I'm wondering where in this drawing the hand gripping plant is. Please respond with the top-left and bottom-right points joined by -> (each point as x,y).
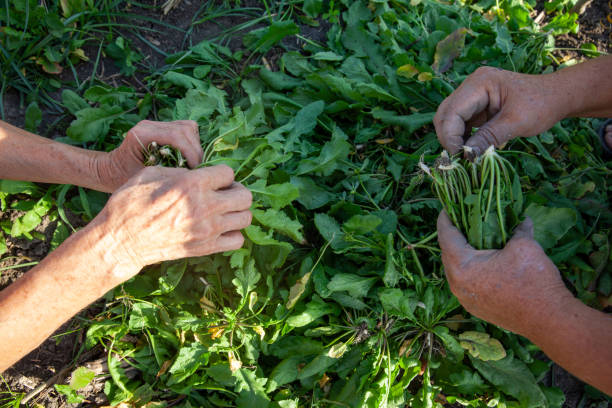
421,146 -> 524,249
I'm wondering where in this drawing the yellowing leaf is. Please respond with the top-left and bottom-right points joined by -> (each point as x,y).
397,64 -> 419,79
432,28 -> 469,73
459,331 -> 506,361
208,327 -> 225,340
444,313 -> 465,331
327,343 -> 347,358
417,72 -> 433,82
253,326 -> 265,340
71,48 -> 89,62
375,138 -> 394,144
286,271 -> 312,309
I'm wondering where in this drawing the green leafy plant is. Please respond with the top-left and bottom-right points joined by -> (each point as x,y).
421,147 -> 523,249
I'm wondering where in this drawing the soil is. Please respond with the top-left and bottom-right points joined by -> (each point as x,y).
538,0 -> 612,60
0,1 -> 610,407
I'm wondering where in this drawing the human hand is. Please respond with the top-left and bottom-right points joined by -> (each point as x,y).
96,120 -> 204,192
89,165 -> 252,283
434,67 -> 567,157
436,211 -> 573,337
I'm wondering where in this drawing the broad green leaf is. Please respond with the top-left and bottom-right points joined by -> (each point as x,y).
168,343 -> 209,385
54,384 -> 84,404
285,101 -> 325,151
459,331 -> 506,361
269,336 -> 324,359
371,108 -> 435,133
62,89 -> 90,115
69,366 -> 95,390
524,204 -> 577,250
290,176 -> 335,210
173,89 -> 218,121
163,71 -> 207,90
245,20 -> 299,53
249,180 -> 299,210
259,68 -> 303,91
66,105 -> 124,143
314,213 -> 344,248
153,259 -> 187,295
297,352 -> 335,379
128,302 -> 158,330
267,356 -> 300,392
378,288 -> 416,320
0,180 -> 38,195
252,208 -> 305,244
471,354 -> 546,408
24,102 -> 42,132
286,296 -> 337,327
327,273 -> 376,298
303,0 -> 323,18
233,368 -> 270,408
296,127 -> 351,176
343,214 -> 382,235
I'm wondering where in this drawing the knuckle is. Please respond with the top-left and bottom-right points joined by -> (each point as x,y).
230,234 -> 245,250
241,187 -> 253,207
214,164 -> 235,182
242,210 -> 253,227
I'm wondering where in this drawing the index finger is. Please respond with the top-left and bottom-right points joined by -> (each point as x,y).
190,164 -> 235,191
433,80 -> 491,154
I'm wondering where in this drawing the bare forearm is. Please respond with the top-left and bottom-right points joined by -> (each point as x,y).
0,120 -> 110,191
552,55 -> 612,119
527,297 -> 612,395
0,222 -> 139,372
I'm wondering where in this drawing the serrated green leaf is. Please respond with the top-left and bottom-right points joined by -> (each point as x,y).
252,208 -> 304,244
66,105 -> 124,143
233,368 -> 270,408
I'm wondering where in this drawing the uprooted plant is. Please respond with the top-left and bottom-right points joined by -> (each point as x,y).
421,146 -> 524,249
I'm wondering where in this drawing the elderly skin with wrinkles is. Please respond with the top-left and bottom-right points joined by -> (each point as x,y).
434,56 -> 612,394
0,120 -> 253,372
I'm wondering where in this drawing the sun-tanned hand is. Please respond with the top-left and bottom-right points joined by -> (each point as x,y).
0,120 -> 252,372
434,55 -> 612,156
0,119 -> 204,193
434,55 -> 612,395
0,165 -> 252,372
97,120 -> 204,192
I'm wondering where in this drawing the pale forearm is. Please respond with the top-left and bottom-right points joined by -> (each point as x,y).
0,120 -> 111,191
0,222 -> 139,372
552,55 -> 612,119
527,297 -> 612,395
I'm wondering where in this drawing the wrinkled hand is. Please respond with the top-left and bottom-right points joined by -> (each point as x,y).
434,67 -> 566,156
437,211 -> 572,337
96,120 -> 204,192
90,165 -> 252,282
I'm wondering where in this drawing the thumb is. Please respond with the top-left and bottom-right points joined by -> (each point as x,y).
509,216 -> 535,241
464,113 -> 515,158
437,210 -> 474,263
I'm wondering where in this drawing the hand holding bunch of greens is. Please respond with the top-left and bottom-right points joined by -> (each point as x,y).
0,120 -> 252,372
433,56 -> 612,394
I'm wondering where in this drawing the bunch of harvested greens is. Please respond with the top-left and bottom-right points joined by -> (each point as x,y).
422,146 -> 524,249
